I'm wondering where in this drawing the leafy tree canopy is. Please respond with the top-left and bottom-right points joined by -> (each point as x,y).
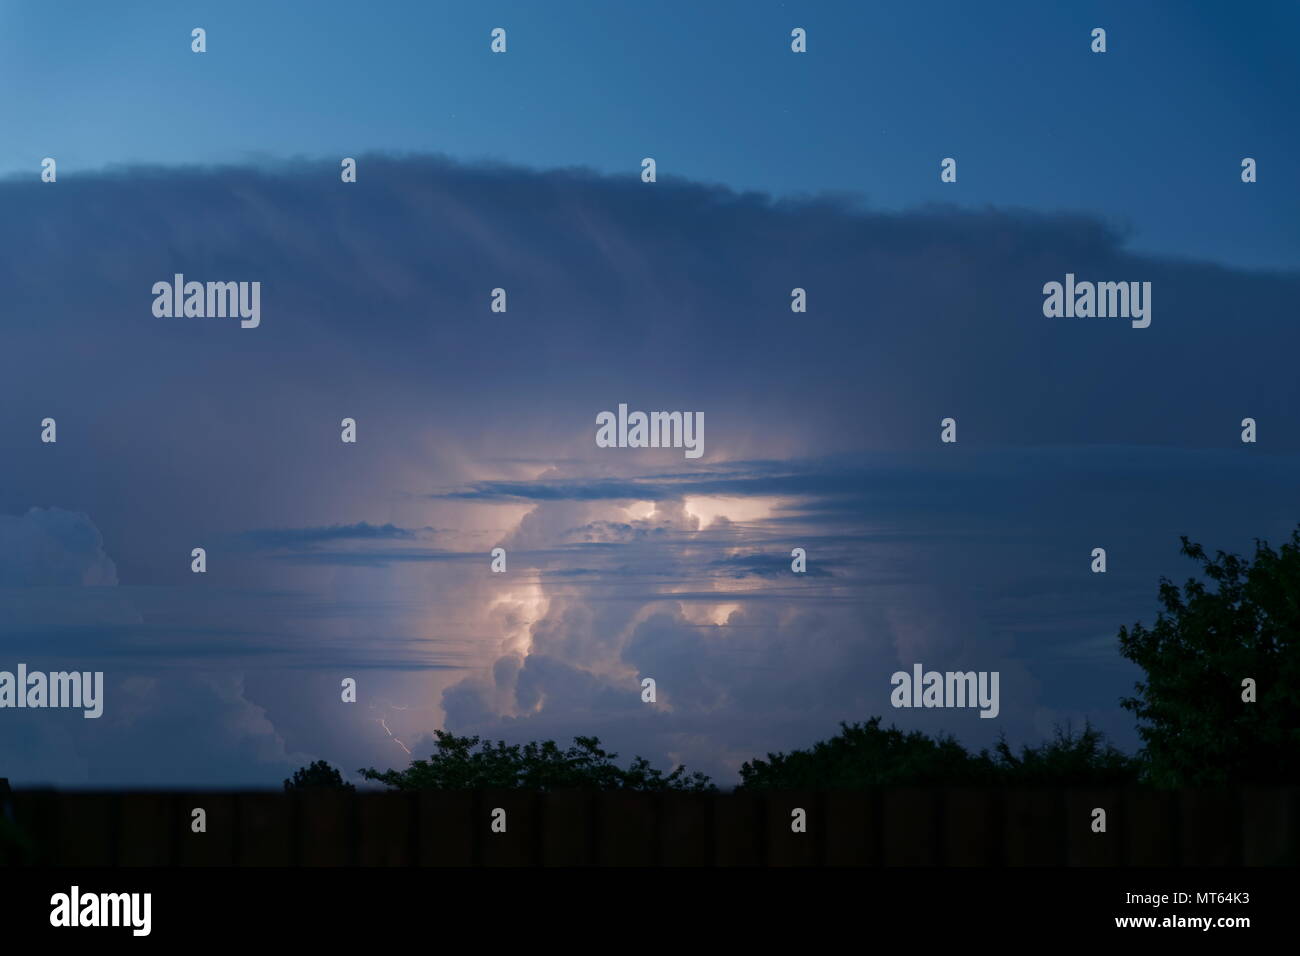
284,759 -> 356,792
1119,530 -> 1300,786
358,730 -> 715,792
737,717 -> 1138,789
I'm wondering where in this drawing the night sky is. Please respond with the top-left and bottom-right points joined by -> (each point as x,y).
1,1 -> 1297,786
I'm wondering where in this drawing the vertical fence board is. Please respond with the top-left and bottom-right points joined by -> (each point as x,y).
479,790 -> 539,867
883,789 -> 942,865
119,792 -> 176,866
714,792 -> 764,866
237,793 -> 294,866
765,791 -> 820,866
944,789 -> 1002,866
46,793 -> 116,867
417,791 -> 474,866
1242,787 -> 1299,866
1122,789 -> 1178,866
1003,790 -> 1065,865
178,793 -> 235,866
596,792 -> 658,866
541,791 -> 593,866
358,792 -> 414,866
1179,790 -> 1239,866
1065,788 -> 1121,866
11,791 -> 57,865
658,791 -> 711,866
824,790 -> 878,865
296,791 -> 354,866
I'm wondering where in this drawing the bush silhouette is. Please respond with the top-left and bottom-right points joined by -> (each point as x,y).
737,717 -> 1138,789
358,730 -> 715,792
284,759 -> 356,791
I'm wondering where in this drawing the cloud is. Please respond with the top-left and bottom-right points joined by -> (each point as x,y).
0,508 -> 118,587
241,521 -> 422,549
2,154 -> 1297,785
2,671 -> 314,788
707,552 -> 835,578
0,511 -> 321,786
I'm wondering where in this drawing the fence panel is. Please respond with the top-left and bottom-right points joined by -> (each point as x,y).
3,788 -> 1295,866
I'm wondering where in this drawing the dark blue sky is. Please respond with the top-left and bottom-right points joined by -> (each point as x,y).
2,1 -> 1295,268
0,3 -> 1297,787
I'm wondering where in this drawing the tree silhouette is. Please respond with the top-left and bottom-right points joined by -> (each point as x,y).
987,724 -> 1136,786
358,729 -> 715,792
1119,529 -> 1300,786
737,717 -> 1137,789
740,717 -> 993,789
284,759 -> 356,791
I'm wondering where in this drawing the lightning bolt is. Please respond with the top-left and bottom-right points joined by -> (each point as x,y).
372,716 -> 411,755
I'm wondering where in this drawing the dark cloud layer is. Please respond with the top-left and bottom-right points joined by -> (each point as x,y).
242,522 -> 421,549
1,155 -> 1297,785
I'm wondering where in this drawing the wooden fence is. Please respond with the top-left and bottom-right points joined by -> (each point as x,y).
3,787 -> 1298,866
